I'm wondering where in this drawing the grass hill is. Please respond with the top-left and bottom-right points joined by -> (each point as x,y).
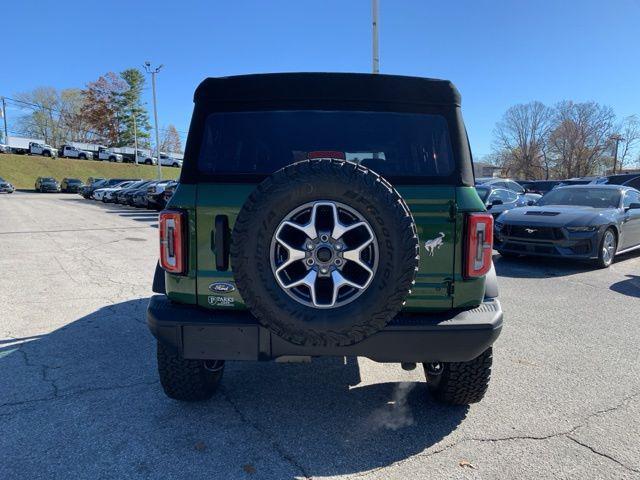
0,153 -> 180,189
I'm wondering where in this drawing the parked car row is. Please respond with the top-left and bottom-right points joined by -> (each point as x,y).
475,175 -> 640,268
1,140 -> 183,167
80,177 -> 177,210
34,177 -> 86,193
476,173 -> 640,215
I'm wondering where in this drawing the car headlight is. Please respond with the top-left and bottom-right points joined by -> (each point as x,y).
566,226 -> 598,232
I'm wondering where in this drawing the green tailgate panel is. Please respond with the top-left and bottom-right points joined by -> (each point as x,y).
196,184 -> 255,309
397,186 -> 456,311
194,183 -> 457,311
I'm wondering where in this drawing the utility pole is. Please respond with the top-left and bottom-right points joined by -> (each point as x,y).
132,106 -> 138,165
372,0 -> 380,73
144,62 -> 164,180
610,134 -> 624,174
1,97 -> 8,145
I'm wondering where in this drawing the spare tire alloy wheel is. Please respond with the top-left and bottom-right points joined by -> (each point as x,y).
270,200 -> 378,308
231,159 -> 420,347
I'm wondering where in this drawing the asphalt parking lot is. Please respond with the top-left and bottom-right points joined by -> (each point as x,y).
1,192 -> 639,480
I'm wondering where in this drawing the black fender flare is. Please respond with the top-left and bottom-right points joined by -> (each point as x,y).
152,262 -> 166,294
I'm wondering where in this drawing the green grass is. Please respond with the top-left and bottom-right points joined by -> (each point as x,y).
0,153 -> 180,189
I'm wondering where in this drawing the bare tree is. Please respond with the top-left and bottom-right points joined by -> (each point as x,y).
15,87 -> 62,145
492,101 -> 553,179
548,101 -> 615,178
159,124 -> 183,154
612,115 -> 640,172
14,87 -> 98,145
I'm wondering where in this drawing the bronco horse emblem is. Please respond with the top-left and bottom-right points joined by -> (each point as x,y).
424,232 -> 445,256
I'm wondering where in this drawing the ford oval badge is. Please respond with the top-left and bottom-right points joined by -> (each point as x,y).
209,282 -> 236,294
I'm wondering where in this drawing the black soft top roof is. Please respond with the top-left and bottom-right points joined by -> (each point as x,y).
194,73 -> 461,107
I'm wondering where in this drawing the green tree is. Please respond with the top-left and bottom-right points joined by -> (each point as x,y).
117,68 -> 151,148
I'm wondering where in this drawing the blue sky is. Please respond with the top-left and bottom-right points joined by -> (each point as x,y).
3,0 -> 639,157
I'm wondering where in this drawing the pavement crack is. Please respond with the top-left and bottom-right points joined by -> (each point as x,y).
404,391 -> 640,472
219,388 -> 311,479
566,435 -> 640,474
0,380 -> 158,413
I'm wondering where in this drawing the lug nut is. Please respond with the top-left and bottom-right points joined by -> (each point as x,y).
335,244 -> 342,250
320,234 -> 329,242
306,243 -> 314,250
334,259 -> 342,266
306,258 -> 314,266
320,267 -> 329,274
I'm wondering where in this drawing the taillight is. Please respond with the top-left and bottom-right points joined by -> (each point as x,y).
465,213 -> 493,278
159,210 -> 186,274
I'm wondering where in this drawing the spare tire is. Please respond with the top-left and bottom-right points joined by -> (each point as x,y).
231,159 -> 419,347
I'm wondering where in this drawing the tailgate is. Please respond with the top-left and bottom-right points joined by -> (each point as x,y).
195,183 -> 456,312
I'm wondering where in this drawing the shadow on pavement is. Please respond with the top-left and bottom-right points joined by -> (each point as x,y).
60,197 -> 159,228
610,274 -> 640,298
0,298 -> 467,478
493,253 -> 594,278
494,249 -> 640,279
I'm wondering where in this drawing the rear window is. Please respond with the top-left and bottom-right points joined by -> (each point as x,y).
197,110 -> 454,178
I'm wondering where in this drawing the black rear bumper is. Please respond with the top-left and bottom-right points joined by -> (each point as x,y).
146,295 -> 503,363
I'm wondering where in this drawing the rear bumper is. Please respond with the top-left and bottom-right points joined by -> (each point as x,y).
146,295 -> 503,363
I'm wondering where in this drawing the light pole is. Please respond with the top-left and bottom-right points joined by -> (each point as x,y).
1,97 -> 8,145
144,62 -> 163,180
133,107 -> 138,165
372,0 -> 379,73
610,134 -> 624,174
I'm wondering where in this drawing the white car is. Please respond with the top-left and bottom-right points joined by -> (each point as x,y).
0,144 -> 11,153
60,145 -> 92,160
97,147 -> 123,162
29,142 -> 58,157
159,154 -> 183,168
93,181 -> 136,202
134,150 -> 157,165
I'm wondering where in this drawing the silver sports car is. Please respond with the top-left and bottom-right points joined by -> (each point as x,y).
494,185 -> 640,268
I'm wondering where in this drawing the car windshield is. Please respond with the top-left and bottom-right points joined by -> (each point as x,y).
537,188 -> 621,209
43,178 -> 56,182
198,110 -> 454,178
475,186 -> 490,202
68,179 -> 81,183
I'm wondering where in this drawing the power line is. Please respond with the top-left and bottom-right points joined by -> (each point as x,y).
2,95 -> 189,137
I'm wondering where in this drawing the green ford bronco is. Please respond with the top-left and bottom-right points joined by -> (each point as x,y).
147,73 -> 502,405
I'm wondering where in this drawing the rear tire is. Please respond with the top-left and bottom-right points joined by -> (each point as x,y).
594,228 -> 617,268
157,341 -> 224,401
424,347 -> 493,405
